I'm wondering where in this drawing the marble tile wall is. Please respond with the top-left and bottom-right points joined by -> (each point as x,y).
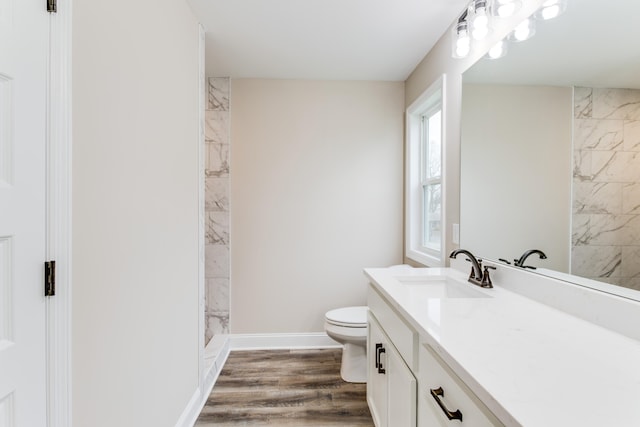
572,87 -> 640,289
205,77 -> 230,342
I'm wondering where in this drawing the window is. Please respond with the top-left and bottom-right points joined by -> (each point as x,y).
406,77 -> 445,266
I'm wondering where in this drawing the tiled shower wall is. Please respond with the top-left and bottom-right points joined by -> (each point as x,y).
205,77 -> 230,342
572,87 -> 640,290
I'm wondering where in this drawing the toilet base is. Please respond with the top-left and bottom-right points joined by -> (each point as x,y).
340,342 -> 367,383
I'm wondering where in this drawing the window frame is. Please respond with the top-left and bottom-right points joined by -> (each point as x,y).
405,76 -> 446,266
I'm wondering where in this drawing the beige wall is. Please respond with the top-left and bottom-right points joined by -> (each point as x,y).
72,1 -> 200,426
230,79 -> 404,333
404,0 -> 546,265
461,84 -> 572,271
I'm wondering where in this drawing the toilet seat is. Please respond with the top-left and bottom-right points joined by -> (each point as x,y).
325,306 -> 368,328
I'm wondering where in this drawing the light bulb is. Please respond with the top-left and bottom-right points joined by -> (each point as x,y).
452,20 -> 471,58
488,40 -> 507,59
472,13 -> 489,39
497,3 -> 516,17
511,18 -> 535,42
538,0 -> 566,20
471,0 -> 491,40
541,5 -> 560,19
494,0 -> 521,18
456,34 -> 471,58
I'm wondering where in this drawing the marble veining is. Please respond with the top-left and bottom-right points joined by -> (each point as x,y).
206,143 -> 230,177
574,118 -> 623,151
206,212 -> 229,245
205,177 -> 229,212
206,278 -> 229,312
572,182 -> 621,214
572,87 -> 640,287
205,110 -> 229,144
574,86 -> 592,118
623,183 -> 640,214
624,120 -> 640,151
572,150 -> 592,181
208,77 -> 230,111
205,77 -> 231,342
592,88 -> 640,120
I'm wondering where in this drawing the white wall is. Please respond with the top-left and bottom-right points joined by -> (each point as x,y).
230,79 -> 404,333
461,84 -> 572,271
72,1 -> 200,426
404,0 -> 546,265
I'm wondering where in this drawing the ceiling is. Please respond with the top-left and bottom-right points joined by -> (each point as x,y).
187,0 -> 470,81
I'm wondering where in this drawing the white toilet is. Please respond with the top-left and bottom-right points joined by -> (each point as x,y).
324,306 -> 368,383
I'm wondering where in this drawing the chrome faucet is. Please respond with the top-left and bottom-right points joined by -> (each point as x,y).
514,249 -> 547,269
449,249 -> 495,288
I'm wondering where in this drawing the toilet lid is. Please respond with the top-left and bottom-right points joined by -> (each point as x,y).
325,306 -> 368,327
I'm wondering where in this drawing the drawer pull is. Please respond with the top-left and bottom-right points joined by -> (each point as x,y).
375,344 -> 386,374
430,387 -> 463,422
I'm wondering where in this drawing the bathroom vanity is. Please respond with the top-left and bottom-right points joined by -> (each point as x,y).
364,264 -> 640,427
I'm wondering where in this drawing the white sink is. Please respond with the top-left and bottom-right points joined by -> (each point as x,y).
394,275 -> 491,299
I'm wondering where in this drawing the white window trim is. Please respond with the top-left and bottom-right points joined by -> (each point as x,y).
405,75 -> 447,267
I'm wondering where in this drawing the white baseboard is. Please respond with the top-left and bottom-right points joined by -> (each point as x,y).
174,387 -> 203,427
177,332 -> 341,427
229,332 -> 340,351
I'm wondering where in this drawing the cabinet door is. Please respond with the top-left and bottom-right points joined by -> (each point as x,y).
368,315 -> 388,427
387,342 -> 417,427
418,345 -> 503,427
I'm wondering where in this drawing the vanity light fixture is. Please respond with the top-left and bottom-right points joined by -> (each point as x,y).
538,0 -> 567,20
452,12 -> 471,58
451,0 -> 567,60
510,17 -> 536,42
493,0 -> 521,18
470,0 -> 491,40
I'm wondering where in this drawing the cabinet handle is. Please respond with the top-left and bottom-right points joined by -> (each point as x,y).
375,343 -> 383,368
374,344 -> 386,374
377,347 -> 386,374
430,387 -> 463,422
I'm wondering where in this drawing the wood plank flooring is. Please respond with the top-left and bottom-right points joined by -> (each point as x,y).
195,348 -> 374,426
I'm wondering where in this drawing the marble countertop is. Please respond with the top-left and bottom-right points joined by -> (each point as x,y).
364,267 -> 640,427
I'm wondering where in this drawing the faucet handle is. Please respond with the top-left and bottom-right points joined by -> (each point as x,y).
481,265 -> 496,288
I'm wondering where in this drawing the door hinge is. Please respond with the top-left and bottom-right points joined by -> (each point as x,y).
47,0 -> 56,13
44,260 -> 56,296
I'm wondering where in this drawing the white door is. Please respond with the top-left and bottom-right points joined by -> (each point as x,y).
0,0 -> 49,425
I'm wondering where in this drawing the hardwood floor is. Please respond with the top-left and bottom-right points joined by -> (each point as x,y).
195,348 -> 374,426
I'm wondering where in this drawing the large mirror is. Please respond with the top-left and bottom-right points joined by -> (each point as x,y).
460,0 -> 640,297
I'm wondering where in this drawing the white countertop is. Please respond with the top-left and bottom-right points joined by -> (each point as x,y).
364,267 -> 640,427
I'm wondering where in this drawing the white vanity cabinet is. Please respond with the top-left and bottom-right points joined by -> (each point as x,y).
418,345 -> 504,427
367,280 -> 502,427
367,285 -> 417,427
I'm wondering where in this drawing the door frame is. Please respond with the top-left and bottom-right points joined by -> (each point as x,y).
45,1 -> 72,425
